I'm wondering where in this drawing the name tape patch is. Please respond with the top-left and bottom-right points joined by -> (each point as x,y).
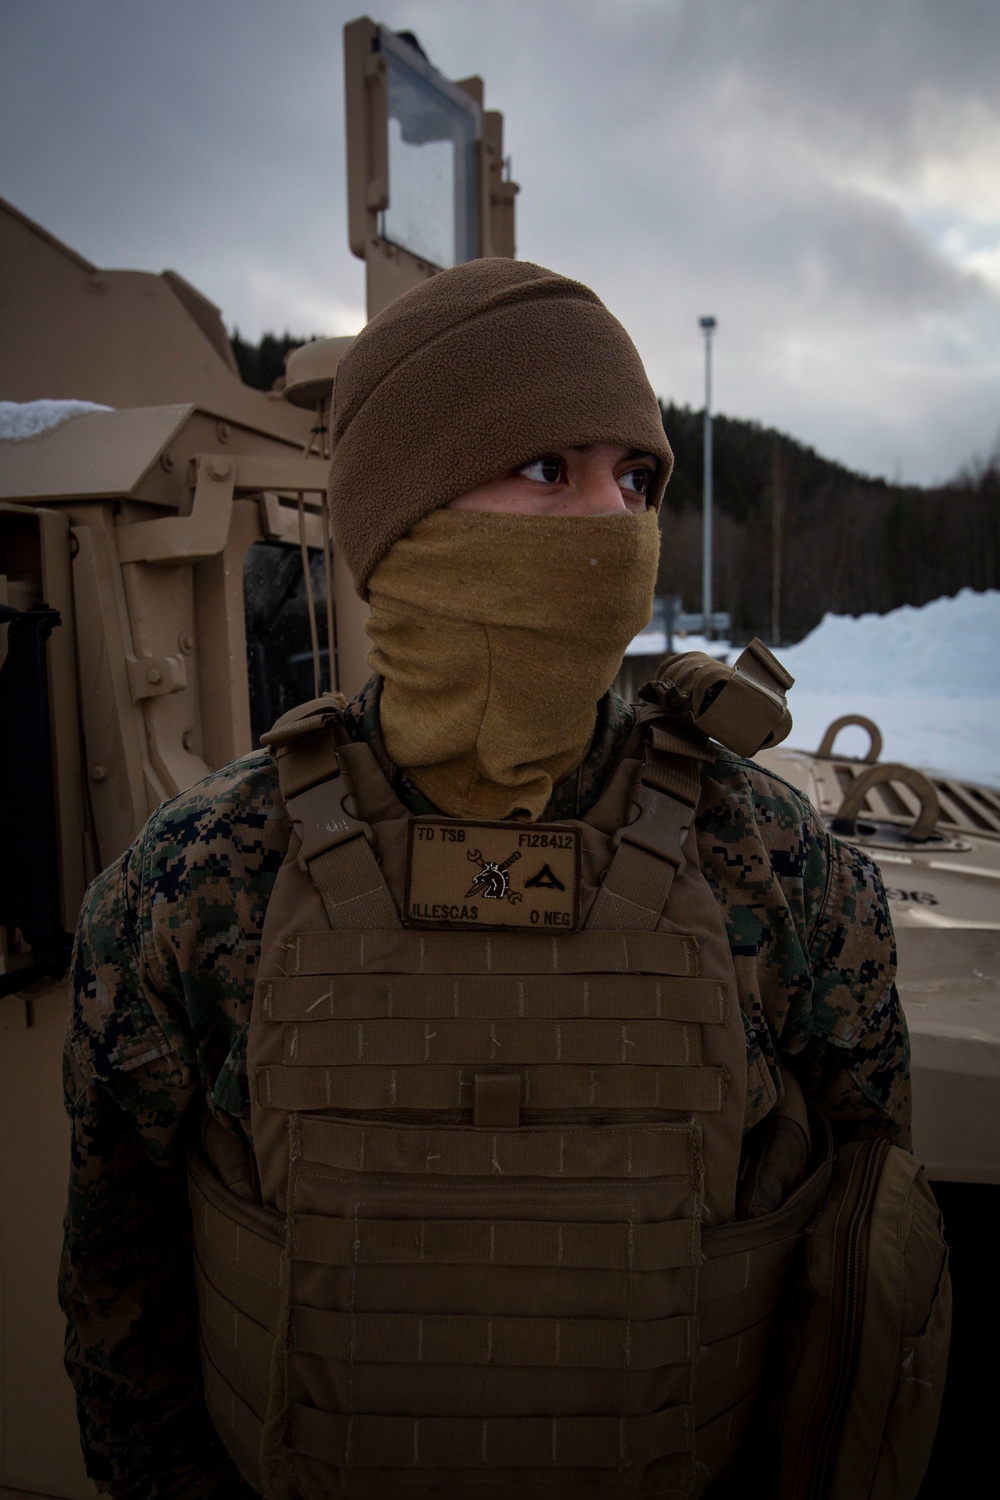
405,818 -> 580,931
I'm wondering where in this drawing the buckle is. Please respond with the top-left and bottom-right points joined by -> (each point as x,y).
612,781 -> 695,865
285,779 -> 372,869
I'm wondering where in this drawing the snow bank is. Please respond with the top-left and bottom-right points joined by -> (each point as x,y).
785,694 -> 998,788
777,590 -> 1000,698
0,399 -> 112,441
626,629 -> 730,660
776,591 -> 1000,787
626,591 -> 1000,786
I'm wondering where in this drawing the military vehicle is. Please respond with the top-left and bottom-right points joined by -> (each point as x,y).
0,212 -> 348,1500
0,13 -> 993,1500
0,19 -> 516,1496
758,718 -> 1000,1184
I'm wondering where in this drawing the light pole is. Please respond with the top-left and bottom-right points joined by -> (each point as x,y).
699,315 -> 716,639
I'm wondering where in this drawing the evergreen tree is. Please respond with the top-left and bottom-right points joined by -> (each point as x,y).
229,330 -> 317,392
658,401 -> 999,644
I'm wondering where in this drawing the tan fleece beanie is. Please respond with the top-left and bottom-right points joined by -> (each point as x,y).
368,508 -> 661,821
328,257 -> 673,596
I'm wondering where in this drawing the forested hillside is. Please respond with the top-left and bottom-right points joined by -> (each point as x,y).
229,331 -> 998,646
658,402 -> 999,644
230,330 -> 310,393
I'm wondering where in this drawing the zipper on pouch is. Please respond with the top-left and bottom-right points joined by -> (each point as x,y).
808,1139 -> 887,1498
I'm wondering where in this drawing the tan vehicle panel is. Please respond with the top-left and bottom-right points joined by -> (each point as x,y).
757,726 -> 1000,1186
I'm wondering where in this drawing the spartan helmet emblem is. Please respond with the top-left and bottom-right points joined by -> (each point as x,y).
465,847 -> 523,904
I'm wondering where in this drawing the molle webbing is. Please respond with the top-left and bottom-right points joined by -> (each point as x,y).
280,927 -> 699,977
192,1126 -> 830,1495
189,1146 -> 283,1498
263,969 -> 718,1018
289,1405 -> 692,1469
198,700 -> 805,1498
289,1212 -> 700,1271
256,938 -> 729,1119
254,928 -> 731,1196
258,1061 -> 724,1116
292,1113 -> 699,1178
282,1099 -> 702,1498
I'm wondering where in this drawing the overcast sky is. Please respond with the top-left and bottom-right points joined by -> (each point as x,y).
3,0 -> 998,485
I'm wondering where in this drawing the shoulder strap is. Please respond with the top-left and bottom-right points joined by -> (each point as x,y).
585,720 -> 709,932
592,638 -> 792,931
262,696 -> 401,931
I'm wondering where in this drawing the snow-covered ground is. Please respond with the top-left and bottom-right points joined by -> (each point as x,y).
762,590 -> 999,787
627,590 -> 999,787
627,628 -> 732,661
776,590 -> 999,787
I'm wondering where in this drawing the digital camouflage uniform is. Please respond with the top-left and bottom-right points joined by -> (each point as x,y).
61,681 -> 908,1500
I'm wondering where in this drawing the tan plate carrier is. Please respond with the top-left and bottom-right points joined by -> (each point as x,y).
189,699 -> 831,1499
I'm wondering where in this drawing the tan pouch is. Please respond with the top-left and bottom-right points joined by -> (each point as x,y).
772,1138 -> 951,1500
639,638 -> 794,757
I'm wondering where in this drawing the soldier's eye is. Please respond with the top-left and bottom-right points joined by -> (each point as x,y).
619,467 -> 653,496
518,456 -> 564,485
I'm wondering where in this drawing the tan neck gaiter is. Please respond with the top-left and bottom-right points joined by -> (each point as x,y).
366,509 -> 660,821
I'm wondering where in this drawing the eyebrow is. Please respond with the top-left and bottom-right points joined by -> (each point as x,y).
568,445 -> 656,461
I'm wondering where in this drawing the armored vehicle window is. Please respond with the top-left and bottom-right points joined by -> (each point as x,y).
380,30 -> 480,269
244,541 -> 332,748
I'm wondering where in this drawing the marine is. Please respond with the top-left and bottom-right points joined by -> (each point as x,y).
60,258 -> 938,1500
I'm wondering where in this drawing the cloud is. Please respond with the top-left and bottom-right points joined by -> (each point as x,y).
2,0 -> 998,482
235,268 -> 364,341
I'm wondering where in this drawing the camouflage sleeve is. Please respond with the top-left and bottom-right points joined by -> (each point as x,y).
697,753 -> 910,1146
59,841 -> 249,1499
788,828 -> 912,1147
